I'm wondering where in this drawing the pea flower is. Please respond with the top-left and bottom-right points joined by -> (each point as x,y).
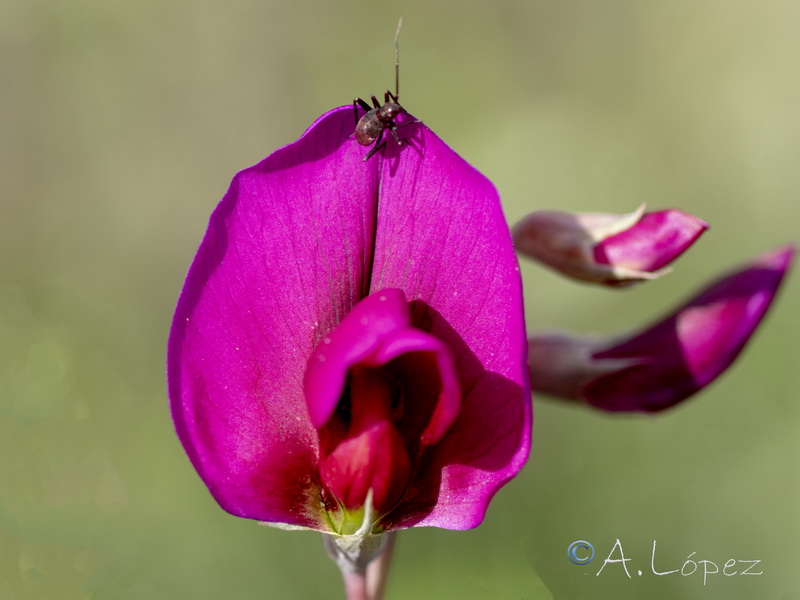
168,107 -> 531,598
527,245 -> 794,411
513,206 -> 708,286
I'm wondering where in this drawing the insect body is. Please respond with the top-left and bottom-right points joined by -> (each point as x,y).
353,91 -> 405,161
353,18 -> 415,162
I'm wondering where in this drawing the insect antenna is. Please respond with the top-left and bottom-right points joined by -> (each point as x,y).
394,17 -> 402,101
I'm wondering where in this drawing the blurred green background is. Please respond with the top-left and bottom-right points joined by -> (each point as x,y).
2,0 -> 798,598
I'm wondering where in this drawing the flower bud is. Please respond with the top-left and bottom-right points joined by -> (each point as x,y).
513,206 -> 708,287
529,246 -> 794,411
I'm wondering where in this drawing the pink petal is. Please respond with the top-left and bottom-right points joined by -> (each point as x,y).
371,121 -> 531,530
168,108 -> 380,528
594,209 -> 708,273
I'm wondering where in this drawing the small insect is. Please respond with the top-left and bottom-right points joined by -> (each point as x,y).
353,18 -> 416,161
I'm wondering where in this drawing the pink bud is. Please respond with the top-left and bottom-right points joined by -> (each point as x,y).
513,206 -> 708,286
529,246 -> 794,411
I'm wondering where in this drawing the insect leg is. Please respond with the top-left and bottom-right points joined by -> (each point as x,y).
353,97 -> 372,124
363,136 -> 387,161
394,119 -> 420,147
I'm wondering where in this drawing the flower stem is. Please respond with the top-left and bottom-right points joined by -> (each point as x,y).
342,569 -> 369,600
366,532 -> 396,600
330,531 -> 398,600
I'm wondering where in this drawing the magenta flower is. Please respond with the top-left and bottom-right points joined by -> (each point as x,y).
167,107 -> 530,592
513,205 -> 708,286
528,246 -> 794,411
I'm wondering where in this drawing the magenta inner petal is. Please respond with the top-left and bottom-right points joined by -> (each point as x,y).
305,289 -> 411,429
319,367 -> 412,512
307,289 -> 466,516
370,329 -> 461,445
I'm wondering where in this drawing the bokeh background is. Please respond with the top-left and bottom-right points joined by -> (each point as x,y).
2,0 -> 799,598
